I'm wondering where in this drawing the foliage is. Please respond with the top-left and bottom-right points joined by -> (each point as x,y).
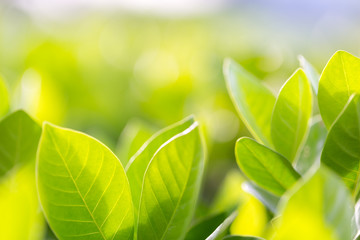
1,48 -> 360,240
225,50 -> 360,239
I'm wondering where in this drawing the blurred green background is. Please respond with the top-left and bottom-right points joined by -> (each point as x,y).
1,0 -> 360,207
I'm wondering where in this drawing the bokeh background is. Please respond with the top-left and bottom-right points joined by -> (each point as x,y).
1,0 -> 360,222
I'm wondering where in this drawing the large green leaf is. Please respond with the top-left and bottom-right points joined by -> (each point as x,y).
115,119 -> 155,167
126,116 -> 194,216
272,167 -> 354,240
0,110 -> 41,177
0,164 -> 45,240
321,94 -> 360,197
299,55 -> 320,94
37,123 -> 134,240
0,75 -> 9,117
224,59 -> 275,146
271,69 -> 312,162
318,50 -> 360,129
295,117 -> 327,175
137,122 -> 205,240
235,137 -> 300,196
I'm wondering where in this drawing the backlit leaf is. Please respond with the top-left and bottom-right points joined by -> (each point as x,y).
318,50 -> 360,129
126,116 -> 195,216
321,94 -> 360,197
137,122 -> 205,240
224,59 -> 275,146
0,110 -> 41,177
271,69 -> 312,162
235,137 -> 300,196
37,123 -> 134,240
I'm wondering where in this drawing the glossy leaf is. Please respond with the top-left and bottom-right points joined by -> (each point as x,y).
137,122 -> 205,240
318,50 -> 360,129
115,119 -> 154,167
295,117 -> 327,174
224,59 -> 275,146
272,167 -> 354,240
235,137 -> 300,196
299,55 -> 320,94
271,69 -> 312,162
37,123 -> 134,240
321,95 -> 360,197
0,75 -> 9,117
185,212 -> 228,240
0,110 -> 41,177
126,116 -> 195,216
0,165 -> 45,240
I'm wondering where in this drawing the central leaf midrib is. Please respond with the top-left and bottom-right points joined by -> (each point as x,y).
49,132 -> 107,240
159,147 -> 195,240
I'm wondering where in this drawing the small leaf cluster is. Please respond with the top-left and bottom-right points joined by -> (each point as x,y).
0,78 -> 209,239
224,50 -> 360,239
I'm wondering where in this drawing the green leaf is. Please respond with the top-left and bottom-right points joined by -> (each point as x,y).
318,50 -> 360,129
206,211 -> 238,240
321,94 -> 360,197
137,122 -> 205,240
224,59 -> 276,146
272,167 -> 354,240
115,119 -> 155,167
235,137 -> 300,196
0,75 -> 9,117
36,123 -> 134,240
223,235 -> 264,240
126,116 -> 195,216
185,212 -> 228,240
295,117 -> 327,175
299,55 -> 320,94
0,110 -> 41,177
0,164 -> 45,240
271,69 -> 312,162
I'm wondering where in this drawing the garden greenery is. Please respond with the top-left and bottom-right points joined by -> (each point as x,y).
1,50 -> 360,239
